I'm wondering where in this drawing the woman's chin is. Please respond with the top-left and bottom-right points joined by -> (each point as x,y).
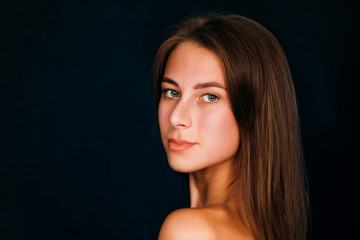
168,159 -> 206,173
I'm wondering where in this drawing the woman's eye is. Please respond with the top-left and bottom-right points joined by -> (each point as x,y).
164,89 -> 180,98
202,94 -> 219,102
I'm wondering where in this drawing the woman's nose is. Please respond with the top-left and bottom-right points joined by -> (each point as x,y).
169,99 -> 192,128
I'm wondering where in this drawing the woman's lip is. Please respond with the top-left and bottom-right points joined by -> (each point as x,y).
168,138 -> 196,151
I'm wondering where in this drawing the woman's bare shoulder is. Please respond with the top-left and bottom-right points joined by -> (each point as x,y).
158,208 -> 216,240
158,206 -> 253,240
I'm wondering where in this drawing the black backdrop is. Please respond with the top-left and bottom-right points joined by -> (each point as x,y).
0,0 -> 358,239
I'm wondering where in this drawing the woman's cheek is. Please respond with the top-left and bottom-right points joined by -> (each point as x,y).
158,101 -> 171,137
200,107 -> 239,151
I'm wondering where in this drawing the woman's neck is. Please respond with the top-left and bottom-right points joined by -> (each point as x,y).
189,158 -> 237,208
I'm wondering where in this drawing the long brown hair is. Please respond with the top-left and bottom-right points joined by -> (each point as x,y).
153,14 -> 309,240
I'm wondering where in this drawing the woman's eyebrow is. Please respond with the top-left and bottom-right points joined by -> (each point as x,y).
162,77 -> 178,87
162,77 -> 227,90
193,82 -> 227,90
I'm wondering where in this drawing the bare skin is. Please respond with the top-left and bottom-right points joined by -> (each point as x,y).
158,42 -> 253,239
158,158 -> 252,240
187,158 -> 252,239
189,155 -> 236,208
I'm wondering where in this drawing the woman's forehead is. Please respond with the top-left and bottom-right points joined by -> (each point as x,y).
163,42 -> 226,88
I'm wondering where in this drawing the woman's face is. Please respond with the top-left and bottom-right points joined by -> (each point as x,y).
158,41 -> 240,173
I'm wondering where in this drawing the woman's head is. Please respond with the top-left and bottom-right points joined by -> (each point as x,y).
154,14 -> 290,132
158,41 -> 240,173
154,14 -> 308,240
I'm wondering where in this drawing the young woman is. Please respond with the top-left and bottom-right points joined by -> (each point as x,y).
154,14 -> 309,240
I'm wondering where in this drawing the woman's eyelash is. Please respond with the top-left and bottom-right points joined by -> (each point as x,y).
161,89 -> 220,103
162,89 -> 180,98
201,93 -> 220,103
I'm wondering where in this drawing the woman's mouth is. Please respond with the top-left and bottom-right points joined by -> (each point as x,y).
168,138 -> 196,151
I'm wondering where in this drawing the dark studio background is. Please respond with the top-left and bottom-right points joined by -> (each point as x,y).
0,0 -> 358,239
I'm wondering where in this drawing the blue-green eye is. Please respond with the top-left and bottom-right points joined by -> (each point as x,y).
202,94 -> 219,102
163,89 -> 180,98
